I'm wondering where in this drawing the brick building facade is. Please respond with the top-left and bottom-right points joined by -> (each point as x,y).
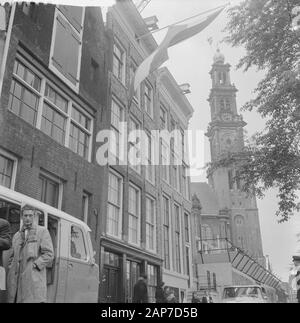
0,3 -> 107,265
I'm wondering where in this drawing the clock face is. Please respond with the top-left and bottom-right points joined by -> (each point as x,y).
222,113 -> 232,122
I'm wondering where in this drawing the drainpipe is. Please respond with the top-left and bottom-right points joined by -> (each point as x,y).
0,3 -> 16,98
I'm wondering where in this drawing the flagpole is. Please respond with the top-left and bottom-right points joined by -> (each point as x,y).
136,3 -> 230,41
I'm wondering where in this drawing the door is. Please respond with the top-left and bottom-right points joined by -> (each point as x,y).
103,266 -> 121,303
65,224 -> 99,303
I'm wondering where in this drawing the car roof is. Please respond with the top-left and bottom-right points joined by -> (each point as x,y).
0,186 -> 91,232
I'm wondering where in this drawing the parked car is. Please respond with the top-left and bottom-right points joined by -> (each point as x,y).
221,285 -> 268,303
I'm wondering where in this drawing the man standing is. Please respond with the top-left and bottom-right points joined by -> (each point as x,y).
0,218 -> 11,301
7,206 -> 54,303
293,255 -> 300,303
133,273 -> 148,303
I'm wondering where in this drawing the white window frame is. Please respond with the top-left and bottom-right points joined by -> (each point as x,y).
145,195 -> 156,253
39,170 -> 63,210
113,39 -> 126,85
49,7 -> 85,93
128,182 -> 141,247
0,148 -> 18,190
9,55 -> 94,162
107,169 -> 123,240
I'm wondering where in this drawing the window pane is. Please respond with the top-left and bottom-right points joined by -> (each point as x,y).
45,84 -> 68,113
39,176 -> 59,208
70,226 -> 87,260
41,103 -> 66,145
9,80 -> 39,126
69,124 -> 90,159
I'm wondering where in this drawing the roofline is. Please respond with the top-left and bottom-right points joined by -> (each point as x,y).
158,67 -> 194,119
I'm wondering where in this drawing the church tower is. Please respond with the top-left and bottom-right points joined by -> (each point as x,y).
206,49 -> 265,263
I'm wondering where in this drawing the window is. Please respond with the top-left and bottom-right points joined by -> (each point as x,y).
39,173 -> 62,209
145,133 -> 155,184
184,213 -> 189,243
70,225 -> 87,261
143,83 -> 153,117
82,192 -> 90,223
186,246 -> 190,282
160,105 -> 167,129
128,184 -> 141,245
147,264 -> 158,303
182,166 -> 187,198
228,170 -> 234,189
146,196 -> 156,252
172,157 -> 180,191
50,6 -> 84,90
0,152 -> 16,189
213,273 -> 217,291
207,271 -> 211,290
225,98 -> 231,110
161,140 -> 170,183
113,41 -> 125,83
110,98 -> 124,158
69,107 -> 92,160
9,57 -> 94,161
128,118 -> 141,174
163,196 -> 170,270
174,204 -> 181,273
130,61 -> 139,103
107,171 -> 123,238
8,60 -> 41,126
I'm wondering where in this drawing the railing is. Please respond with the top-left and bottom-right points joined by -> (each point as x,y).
197,238 -> 283,291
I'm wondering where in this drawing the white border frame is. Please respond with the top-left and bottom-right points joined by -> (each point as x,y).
49,7 -> 85,94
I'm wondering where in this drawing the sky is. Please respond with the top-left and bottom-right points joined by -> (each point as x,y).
140,0 -> 300,281
7,0 -> 299,282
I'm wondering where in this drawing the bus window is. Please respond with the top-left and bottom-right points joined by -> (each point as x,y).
0,199 -> 21,236
70,226 -> 87,261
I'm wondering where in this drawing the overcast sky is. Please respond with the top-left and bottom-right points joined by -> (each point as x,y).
13,0 -> 300,282
140,0 -> 300,282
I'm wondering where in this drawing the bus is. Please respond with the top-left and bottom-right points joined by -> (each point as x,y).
0,186 -> 99,303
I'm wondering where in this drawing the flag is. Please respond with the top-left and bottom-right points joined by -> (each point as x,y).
129,6 -> 225,102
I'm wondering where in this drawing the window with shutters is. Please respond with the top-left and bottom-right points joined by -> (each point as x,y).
50,6 -> 85,92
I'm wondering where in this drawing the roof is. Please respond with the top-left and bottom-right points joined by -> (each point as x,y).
190,182 -> 219,216
0,186 -> 91,232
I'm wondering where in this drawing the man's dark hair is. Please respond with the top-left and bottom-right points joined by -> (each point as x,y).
141,273 -> 148,280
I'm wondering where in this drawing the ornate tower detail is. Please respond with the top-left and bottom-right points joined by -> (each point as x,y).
206,49 -> 246,162
205,49 -> 264,263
